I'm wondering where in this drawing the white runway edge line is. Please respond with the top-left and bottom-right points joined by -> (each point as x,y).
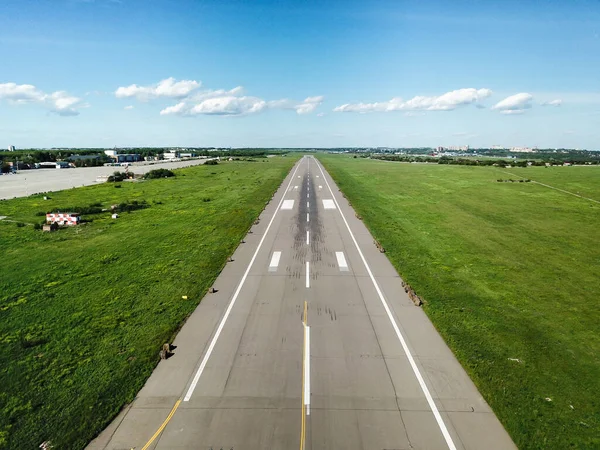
314,158 -> 458,450
183,159 -> 304,402
306,261 -> 310,288
269,251 -> 282,272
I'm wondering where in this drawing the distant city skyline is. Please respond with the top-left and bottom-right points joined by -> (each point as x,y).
1,0 -> 599,149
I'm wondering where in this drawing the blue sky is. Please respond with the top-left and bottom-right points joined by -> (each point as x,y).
1,0 -> 599,149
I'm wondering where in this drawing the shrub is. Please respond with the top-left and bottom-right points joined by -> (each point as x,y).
143,169 -> 175,179
205,159 -> 219,165
107,171 -> 127,182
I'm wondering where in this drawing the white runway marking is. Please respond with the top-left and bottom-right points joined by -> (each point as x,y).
281,199 -> 295,210
307,212 -> 310,222
298,176 -> 301,178
322,199 -> 336,210
335,252 -> 349,271
307,201 -> 309,208
314,160 -> 458,450
306,230 -> 310,245
294,186 -> 299,190
306,261 -> 310,288
269,251 -> 282,272
318,185 -> 322,190
304,325 -> 311,415
183,161 -> 302,402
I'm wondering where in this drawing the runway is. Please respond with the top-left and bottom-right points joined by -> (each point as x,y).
88,155 -> 515,450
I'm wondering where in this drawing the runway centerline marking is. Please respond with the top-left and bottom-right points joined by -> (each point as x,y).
314,160 -> 458,450
306,261 -> 310,288
307,212 -> 310,223
335,251 -> 349,271
304,324 -> 311,416
307,201 -> 309,208
269,251 -> 282,272
306,230 -> 310,245
300,301 -> 308,450
183,160 -> 302,402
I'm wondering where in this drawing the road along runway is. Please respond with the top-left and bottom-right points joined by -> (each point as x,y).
88,156 -> 515,450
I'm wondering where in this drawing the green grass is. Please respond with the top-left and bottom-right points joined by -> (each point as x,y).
498,165 -> 600,201
0,156 -> 298,449
317,155 -> 600,449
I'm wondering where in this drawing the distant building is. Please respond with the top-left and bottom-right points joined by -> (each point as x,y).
7,145 -> 15,151
163,150 -> 180,160
37,162 -> 71,169
509,147 -> 535,153
103,150 -> 142,163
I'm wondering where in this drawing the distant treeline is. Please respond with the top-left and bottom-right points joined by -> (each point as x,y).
371,155 -> 600,167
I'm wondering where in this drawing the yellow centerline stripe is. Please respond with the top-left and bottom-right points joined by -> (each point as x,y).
140,399 -> 181,450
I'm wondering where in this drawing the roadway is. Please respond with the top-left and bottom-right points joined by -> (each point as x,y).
88,155 -> 516,450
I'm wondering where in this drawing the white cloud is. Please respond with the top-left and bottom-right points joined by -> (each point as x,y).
158,83 -> 323,117
492,93 -> 533,114
541,99 -> 563,107
191,96 -> 267,115
333,88 -> 492,113
0,82 -> 83,116
115,77 -> 200,101
295,96 -> 324,114
123,78 -> 323,117
161,96 -> 267,116
317,112 -> 325,117
124,105 -> 134,110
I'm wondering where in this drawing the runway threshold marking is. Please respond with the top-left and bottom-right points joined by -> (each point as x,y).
183,160 -> 302,402
269,251 -> 282,272
281,199 -> 295,210
322,199 -> 336,209
140,400 -> 181,450
314,160 -> 458,450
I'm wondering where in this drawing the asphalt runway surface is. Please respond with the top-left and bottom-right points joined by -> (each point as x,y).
0,158 -> 215,200
88,156 -> 516,450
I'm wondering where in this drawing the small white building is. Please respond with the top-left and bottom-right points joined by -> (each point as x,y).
8,145 -> 15,151
163,150 -> 180,160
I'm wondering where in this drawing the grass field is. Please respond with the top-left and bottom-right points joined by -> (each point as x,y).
317,155 -> 600,449
0,156 -> 297,449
